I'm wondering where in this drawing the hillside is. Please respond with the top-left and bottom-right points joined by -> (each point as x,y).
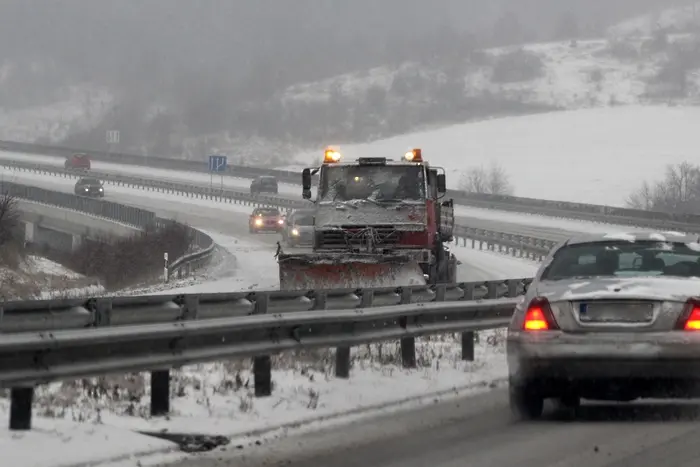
1,2 -> 699,167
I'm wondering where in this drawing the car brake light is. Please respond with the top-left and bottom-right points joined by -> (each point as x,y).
677,298 -> 700,330
523,297 -> 558,331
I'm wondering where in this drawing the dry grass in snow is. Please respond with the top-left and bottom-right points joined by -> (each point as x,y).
0,330 -> 507,436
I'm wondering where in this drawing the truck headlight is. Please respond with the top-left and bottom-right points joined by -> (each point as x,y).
291,228 -> 299,236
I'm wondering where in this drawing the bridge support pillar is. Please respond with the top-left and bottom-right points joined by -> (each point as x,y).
23,221 -> 35,244
71,234 -> 83,251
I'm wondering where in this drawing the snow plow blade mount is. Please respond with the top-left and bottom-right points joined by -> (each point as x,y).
278,253 -> 427,291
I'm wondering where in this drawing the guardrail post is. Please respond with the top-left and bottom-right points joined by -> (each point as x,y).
336,291 -> 372,378
9,387 -> 34,430
461,283 -> 476,361
399,288 -> 416,369
163,252 -> 169,283
150,370 -> 170,417
253,293 -> 272,397
508,280 -> 519,298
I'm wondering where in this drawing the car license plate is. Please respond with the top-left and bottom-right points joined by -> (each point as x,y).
578,302 -> 654,323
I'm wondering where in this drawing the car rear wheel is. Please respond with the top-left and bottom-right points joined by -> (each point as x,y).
509,383 -> 544,420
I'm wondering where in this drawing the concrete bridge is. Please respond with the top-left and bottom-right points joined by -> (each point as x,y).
18,200 -> 139,253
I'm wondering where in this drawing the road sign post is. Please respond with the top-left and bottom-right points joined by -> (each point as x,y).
106,130 -> 120,159
208,155 -> 227,192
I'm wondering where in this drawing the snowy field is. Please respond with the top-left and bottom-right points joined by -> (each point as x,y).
5,105 -> 700,217
610,2 -> 700,37
295,105 -> 700,207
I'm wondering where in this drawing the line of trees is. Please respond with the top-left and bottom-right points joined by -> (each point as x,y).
627,161 -> 700,214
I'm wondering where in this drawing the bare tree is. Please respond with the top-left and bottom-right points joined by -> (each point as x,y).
486,162 -> 513,195
460,166 -> 487,193
0,192 -> 23,268
0,193 -> 19,246
626,180 -> 655,210
627,162 -> 700,214
460,162 -> 513,195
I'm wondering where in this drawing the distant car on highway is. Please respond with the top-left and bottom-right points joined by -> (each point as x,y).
281,209 -> 314,247
507,231 -> 700,419
64,152 -> 91,170
74,177 -> 104,197
249,207 -> 284,233
250,176 -> 278,195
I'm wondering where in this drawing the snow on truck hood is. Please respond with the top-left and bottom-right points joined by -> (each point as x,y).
315,202 -> 426,230
536,276 -> 700,303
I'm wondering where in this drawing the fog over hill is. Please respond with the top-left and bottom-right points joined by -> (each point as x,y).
0,0 -> 695,163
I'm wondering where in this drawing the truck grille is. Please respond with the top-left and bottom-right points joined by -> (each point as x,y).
318,225 -> 400,249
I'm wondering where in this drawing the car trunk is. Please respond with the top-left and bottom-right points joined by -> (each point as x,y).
535,277 -> 697,332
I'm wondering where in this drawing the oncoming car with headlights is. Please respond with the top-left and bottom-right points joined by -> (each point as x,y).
74,177 -> 104,197
249,207 -> 284,233
507,231 -> 700,420
281,209 -> 314,247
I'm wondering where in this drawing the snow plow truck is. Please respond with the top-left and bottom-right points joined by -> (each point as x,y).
277,147 -> 457,291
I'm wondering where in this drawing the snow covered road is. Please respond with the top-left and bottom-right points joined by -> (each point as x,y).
0,167 -> 538,287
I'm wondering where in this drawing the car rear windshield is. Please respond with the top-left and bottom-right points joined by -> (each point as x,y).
541,240 -> 700,280
259,177 -> 277,185
256,208 -> 279,216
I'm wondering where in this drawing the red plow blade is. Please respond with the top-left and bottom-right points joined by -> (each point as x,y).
278,253 -> 427,291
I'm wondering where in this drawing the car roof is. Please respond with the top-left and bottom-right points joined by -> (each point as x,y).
563,231 -> 700,246
78,177 -> 100,182
254,207 -> 279,212
257,175 -> 277,180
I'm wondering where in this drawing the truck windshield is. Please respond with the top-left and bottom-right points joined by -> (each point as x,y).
318,165 -> 425,202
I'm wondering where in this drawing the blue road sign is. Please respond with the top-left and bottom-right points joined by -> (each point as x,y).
208,155 -> 227,172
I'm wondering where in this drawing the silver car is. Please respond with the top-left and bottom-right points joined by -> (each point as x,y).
507,231 -> 700,419
281,209 -> 315,247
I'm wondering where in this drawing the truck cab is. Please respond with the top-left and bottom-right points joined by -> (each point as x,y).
299,148 -> 456,283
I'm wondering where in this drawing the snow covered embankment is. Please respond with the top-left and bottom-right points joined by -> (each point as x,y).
1,255 -> 103,300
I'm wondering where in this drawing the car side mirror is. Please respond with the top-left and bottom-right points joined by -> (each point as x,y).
437,174 -> 446,193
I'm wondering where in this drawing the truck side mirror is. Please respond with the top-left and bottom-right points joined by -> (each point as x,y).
302,169 -> 312,199
437,174 -> 446,193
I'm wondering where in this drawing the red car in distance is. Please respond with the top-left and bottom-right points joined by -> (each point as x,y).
64,153 -> 91,170
249,207 -> 285,233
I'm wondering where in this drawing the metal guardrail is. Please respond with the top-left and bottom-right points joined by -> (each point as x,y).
0,180 -> 215,283
0,159 -> 559,260
0,139 -> 696,230
0,278 -> 527,430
